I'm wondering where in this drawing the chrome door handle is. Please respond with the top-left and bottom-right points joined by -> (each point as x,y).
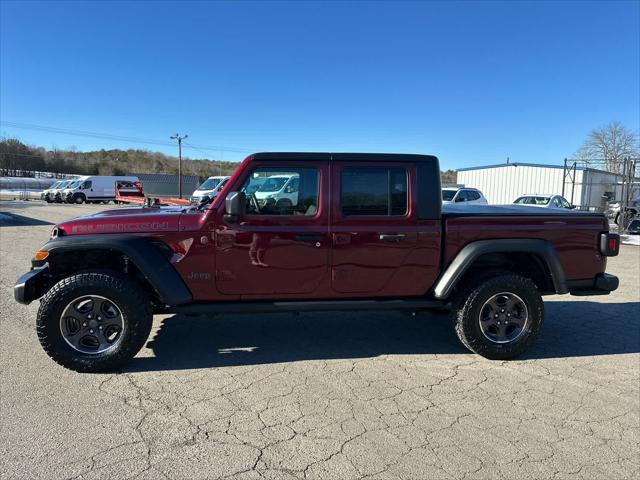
379,233 -> 406,242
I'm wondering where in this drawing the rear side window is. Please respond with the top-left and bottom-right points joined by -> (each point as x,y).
341,167 -> 407,216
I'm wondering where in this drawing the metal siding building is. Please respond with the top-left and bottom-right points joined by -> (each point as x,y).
457,163 -> 624,209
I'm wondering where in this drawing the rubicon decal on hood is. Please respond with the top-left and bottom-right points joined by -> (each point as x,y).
69,222 -> 170,234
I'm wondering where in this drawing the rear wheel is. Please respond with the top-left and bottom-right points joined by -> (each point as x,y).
452,273 -> 544,360
36,272 -> 153,372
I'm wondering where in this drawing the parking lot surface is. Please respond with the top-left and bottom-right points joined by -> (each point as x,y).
1,201 -> 639,480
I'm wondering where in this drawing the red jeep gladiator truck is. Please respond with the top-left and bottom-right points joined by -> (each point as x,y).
14,153 -> 620,372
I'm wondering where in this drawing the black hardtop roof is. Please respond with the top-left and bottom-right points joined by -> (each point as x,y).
251,152 -> 438,163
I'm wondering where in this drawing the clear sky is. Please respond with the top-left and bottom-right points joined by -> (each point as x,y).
1,0 -> 638,169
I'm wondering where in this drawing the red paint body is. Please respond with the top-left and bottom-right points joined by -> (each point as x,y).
55,155 -> 609,302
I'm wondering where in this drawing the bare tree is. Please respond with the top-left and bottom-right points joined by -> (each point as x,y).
575,122 -> 639,174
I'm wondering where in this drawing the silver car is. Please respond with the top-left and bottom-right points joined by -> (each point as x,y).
513,194 -> 574,209
442,187 -> 488,205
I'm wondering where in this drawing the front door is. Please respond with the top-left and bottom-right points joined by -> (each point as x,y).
215,160 -> 329,297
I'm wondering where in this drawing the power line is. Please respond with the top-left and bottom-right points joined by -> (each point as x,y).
0,121 -> 251,154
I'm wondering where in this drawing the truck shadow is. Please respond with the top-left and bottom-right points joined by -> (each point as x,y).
128,301 -> 640,372
0,211 -> 54,227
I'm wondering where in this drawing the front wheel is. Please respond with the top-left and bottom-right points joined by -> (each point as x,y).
452,273 -> 544,360
36,272 -> 153,372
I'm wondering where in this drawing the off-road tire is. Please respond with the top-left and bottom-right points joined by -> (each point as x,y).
37,271 -> 152,372
452,273 -> 544,360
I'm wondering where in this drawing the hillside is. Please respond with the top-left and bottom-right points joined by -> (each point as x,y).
1,137 -> 457,184
0,138 -> 238,180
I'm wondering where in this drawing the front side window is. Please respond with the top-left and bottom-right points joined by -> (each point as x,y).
242,167 -> 319,216
455,190 -> 468,202
216,178 -> 229,191
81,181 -> 92,189
467,190 -> 480,201
341,167 -> 407,216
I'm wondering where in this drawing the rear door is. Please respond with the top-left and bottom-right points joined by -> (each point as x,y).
330,161 -> 439,296
214,159 -> 329,296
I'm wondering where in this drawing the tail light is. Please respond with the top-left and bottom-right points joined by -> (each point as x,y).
599,232 -> 620,256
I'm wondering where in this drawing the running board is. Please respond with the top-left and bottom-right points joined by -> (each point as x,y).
161,298 -> 448,315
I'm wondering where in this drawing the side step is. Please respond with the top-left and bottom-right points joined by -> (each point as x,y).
161,298 -> 449,315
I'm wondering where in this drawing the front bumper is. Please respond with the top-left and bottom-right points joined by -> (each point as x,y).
568,273 -> 619,296
14,264 -> 50,305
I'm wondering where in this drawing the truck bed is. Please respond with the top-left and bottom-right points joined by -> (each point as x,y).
442,203 -> 606,217
441,203 -> 609,283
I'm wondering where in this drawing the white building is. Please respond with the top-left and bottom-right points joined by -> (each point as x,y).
457,162 -> 627,209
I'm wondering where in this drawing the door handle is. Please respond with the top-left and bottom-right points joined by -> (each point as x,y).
379,233 -> 406,242
295,234 -> 325,243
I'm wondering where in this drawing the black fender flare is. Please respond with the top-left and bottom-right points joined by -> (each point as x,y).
40,235 -> 192,305
432,239 -> 568,299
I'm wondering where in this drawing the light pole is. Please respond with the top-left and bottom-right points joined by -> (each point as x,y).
170,133 -> 188,198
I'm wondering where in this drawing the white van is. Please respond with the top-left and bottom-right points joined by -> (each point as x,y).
63,176 -> 139,204
254,174 -> 300,206
48,179 -> 77,203
41,180 -> 66,202
190,176 -> 230,204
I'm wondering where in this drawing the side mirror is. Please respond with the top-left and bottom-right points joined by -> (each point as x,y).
224,191 -> 246,222
569,204 -> 576,209
455,196 -> 465,203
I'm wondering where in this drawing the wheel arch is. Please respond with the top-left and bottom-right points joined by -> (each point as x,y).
40,235 -> 192,306
433,239 -> 568,299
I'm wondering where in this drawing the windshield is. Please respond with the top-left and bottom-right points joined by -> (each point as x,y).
257,177 -> 289,193
49,181 -> 61,189
57,181 -> 71,189
514,196 -> 550,205
66,180 -> 81,189
197,178 -> 221,190
442,190 -> 456,201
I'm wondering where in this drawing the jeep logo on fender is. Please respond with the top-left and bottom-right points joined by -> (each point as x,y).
187,272 -> 211,281
71,222 -> 169,234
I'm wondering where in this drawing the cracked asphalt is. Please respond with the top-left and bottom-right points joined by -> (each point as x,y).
1,201 -> 639,480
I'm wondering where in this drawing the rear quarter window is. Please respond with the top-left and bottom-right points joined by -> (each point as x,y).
341,167 -> 407,216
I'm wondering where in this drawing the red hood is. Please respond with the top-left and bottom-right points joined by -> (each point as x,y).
57,206 -> 192,235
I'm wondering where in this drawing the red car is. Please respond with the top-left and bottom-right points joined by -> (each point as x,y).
15,153 -> 619,372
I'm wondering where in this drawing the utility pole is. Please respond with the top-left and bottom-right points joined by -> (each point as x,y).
170,133 -> 188,198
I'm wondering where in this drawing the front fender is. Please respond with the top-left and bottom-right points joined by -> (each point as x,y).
36,235 -> 192,306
